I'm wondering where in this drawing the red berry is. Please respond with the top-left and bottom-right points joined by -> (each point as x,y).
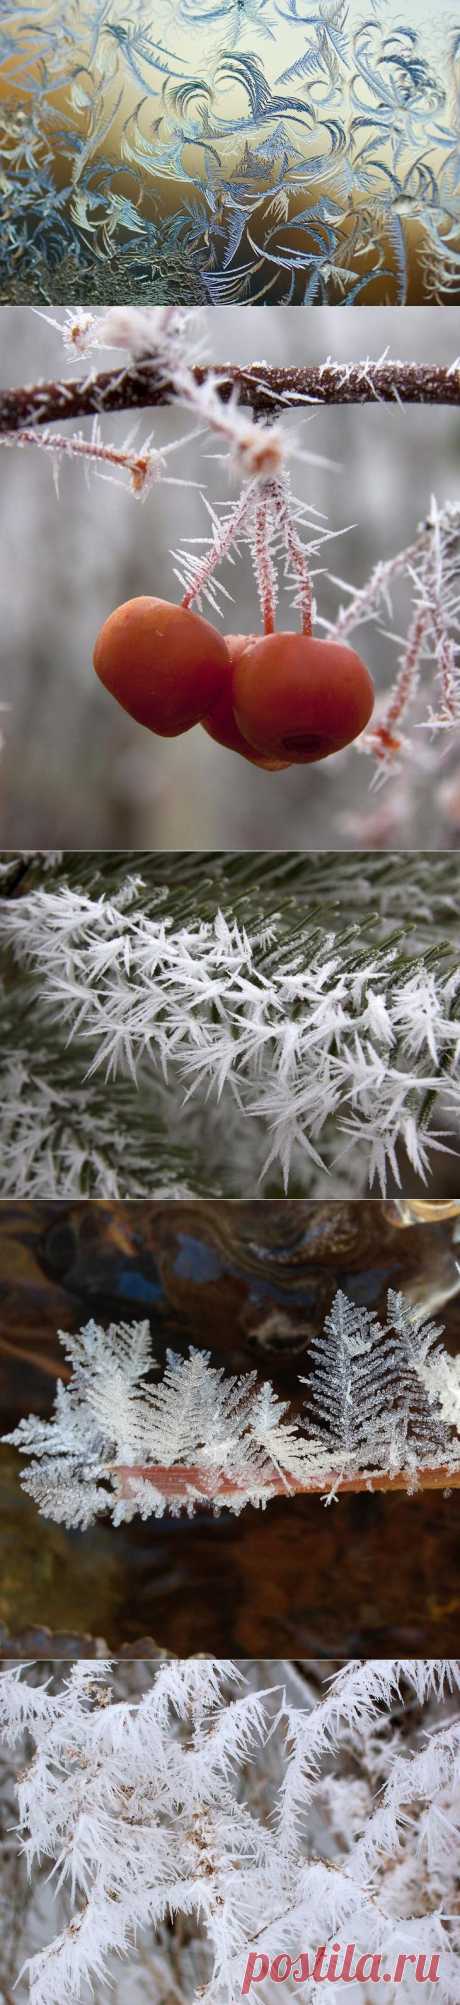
232,634 -> 375,762
202,635 -> 291,769
93,596 -> 231,737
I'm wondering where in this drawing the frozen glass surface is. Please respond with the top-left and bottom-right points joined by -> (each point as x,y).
1,1 -> 459,303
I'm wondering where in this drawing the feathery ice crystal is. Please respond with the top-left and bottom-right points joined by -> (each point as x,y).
0,1657 -> 459,2005
1,0 -> 459,305
2,864 -> 460,1195
4,1290 -> 460,1524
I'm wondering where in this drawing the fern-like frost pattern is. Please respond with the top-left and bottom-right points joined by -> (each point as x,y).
0,2 -> 459,303
3,1290 -> 460,1521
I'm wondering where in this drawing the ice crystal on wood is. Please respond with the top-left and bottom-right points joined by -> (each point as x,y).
4,1291 -> 460,1524
307,1287 -> 452,1481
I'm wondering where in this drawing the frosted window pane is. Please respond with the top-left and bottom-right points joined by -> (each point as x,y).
1,1 -> 459,303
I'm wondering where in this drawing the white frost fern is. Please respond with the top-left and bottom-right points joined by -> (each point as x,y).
308,1288 -> 453,1479
3,1289 -> 460,1525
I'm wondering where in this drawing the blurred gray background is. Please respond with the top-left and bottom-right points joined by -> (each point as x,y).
1,305 -> 459,849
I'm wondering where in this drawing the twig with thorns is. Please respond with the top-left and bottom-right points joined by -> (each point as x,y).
1,308 -> 460,775
2,359 -> 460,437
2,420 -> 200,497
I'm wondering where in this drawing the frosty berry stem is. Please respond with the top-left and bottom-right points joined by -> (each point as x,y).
369,604 -> 429,764
254,492 -> 277,635
275,478 -> 314,636
179,473 -> 315,639
180,484 -> 253,612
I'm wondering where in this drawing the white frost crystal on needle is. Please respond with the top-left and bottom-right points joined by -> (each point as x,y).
0,1658 -> 459,2005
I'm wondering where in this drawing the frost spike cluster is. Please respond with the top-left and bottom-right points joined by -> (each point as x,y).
0,1657 -> 459,2005
2,881 -> 460,1194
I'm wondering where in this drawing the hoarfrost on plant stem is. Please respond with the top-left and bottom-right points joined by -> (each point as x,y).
0,1657 -> 459,2005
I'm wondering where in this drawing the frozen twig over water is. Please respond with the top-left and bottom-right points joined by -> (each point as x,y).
4,1292 -> 460,1524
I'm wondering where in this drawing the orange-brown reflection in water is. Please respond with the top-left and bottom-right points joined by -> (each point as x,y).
385,1200 -> 460,1226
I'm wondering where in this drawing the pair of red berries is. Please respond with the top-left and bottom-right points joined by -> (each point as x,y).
93,596 -> 374,768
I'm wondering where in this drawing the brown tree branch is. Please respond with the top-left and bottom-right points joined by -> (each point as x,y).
114,1460 -> 460,1503
1,360 -> 460,437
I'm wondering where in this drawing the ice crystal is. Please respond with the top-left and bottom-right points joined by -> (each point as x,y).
0,1657 -> 459,2005
2,867 -> 460,1195
3,1290 -> 460,1524
1,4 -> 459,306
307,1287 -> 453,1480
3,312 -> 460,772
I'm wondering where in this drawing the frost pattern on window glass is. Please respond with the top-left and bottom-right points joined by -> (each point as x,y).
0,1 -> 459,304
3,1289 -> 460,1522
0,1657 -> 459,2005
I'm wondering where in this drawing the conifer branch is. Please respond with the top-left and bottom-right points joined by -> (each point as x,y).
1,852 -> 460,1198
1,360 -> 460,438
1,1658 -> 459,2005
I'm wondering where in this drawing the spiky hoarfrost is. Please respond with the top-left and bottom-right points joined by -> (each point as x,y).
325,498 -> 460,764
1,855 -> 460,1194
2,307 -> 337,651
0,1657 -> 459,2005
4,1290 -> 460,1524
2,309 -> 460,774
0,1054 -> 202,1200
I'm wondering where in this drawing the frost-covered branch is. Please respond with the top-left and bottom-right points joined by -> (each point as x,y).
0,1658 -> 459,2005
3,420 -> 198,499
4,1291 -> 460,1526
2,360 -> 460,439
2,312 -> 460,770
2,871 -> 460,1195
325,502 -> 460,749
